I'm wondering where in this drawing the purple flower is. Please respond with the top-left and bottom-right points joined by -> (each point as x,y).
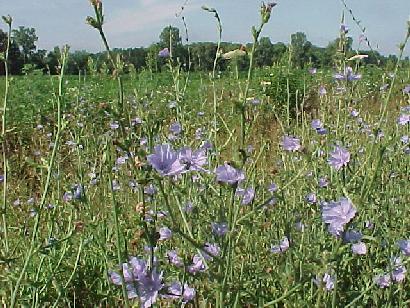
144,184 -> 157,196
318,177 -> 329,188
270,236 -> 290,254
268,183 -> 278,193
202,242 -> 220,260
403,85 -> 410,94
321,197 -> 356,236
352,242 -> 367,255
63,191 -> 73,203
147,144 -> 185,177
236,187 -> 255,205
397,114 -> 410,125
166,281 -> 196,302
319,85 -> 327,96
374,274 -> 391,288
158,48 -> 170,58
138,269 -> 163,308
211,222 -> 229,236
311,119 -> 323,130
109,256 -> 163,305
351,109 -> 359,117
305,192 -> 317,204
169,122 -> 182,135
340,24 -> 348,33
397,239 -> 410,256
110,121 -> 120,130
334,66 -> 361,81
215,163 -> 245,185
179,147 -> 208,172
188,254 -> 206,274
328,146 -> 350,171
182,284 -> 196,302
281,136 -> 301,152
159,227 -> 172,241
165,250 -> 182,267
314,272 -> 335,291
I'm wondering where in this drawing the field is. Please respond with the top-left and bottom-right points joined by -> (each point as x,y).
1,3 -> 410,308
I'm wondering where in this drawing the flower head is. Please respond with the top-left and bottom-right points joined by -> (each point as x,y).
321,197 -> 356,236
397,239 -> 410,256
281,136 -> 301,152
270,236 -> 290,254
215,163 -> 245,185
314,272 -> 335,291
147,144 -> 185,176
236,187 -> 255,205
352,242 -> 367,255
158,48 -> 170,58
328,146 -> 350,171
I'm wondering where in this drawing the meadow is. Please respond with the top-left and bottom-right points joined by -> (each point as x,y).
1,2 -> 410,307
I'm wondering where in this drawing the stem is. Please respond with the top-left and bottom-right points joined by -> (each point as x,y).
1,16 -> 12,254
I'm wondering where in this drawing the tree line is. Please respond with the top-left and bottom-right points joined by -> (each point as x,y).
0,25 -> 404,76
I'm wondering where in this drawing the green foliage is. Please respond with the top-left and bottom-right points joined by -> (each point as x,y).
263,66 -> 307,116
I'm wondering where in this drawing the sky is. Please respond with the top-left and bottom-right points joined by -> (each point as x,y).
0,0 -> 409,56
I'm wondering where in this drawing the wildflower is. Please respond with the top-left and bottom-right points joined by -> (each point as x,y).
319,85 -> 327,96
334,66 -> 361,81
236,187 -> 255,205
144,184 -> 157,196
314,272 -> 335,291
178,147 -> 208,172
188,254 -> 206,274
321,197 -> 356,236
167,250 -> 183,267
169,122 -> 182,135
397,239 -> 410,256
318,177 -> 329,188
403,85 -> 410,94
159,227 -> 172,241
211,222 -> 229,236
374,274 -> 391,288
63,191 -> 73,202
268,183 -> 278,193
138,269 -> 163,308
352,242 -> 367,255
110,121 -> 120,129
158,48 -> 170,58
305,192 -> 317,204
166,281 -> 196,302
215,163 -> 245,185
281,136 -> 301,152
131,117 -> 143,126
311,119 -> 323,130
397,114 -> 410,125
202,242 -> 220,260
340,24 -> 349,33
270,236 -> 290,254
328,146 -> 350,171
147,144 -> 185,177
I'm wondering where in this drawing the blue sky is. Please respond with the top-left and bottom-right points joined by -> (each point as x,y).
0,0 -> 409,56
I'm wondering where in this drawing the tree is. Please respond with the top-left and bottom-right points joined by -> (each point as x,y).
0,28 -> 23,75
255,37 -> 274,67
12,26 -> 38,63
290,32 -> 312,68
159,26 -> 182,52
